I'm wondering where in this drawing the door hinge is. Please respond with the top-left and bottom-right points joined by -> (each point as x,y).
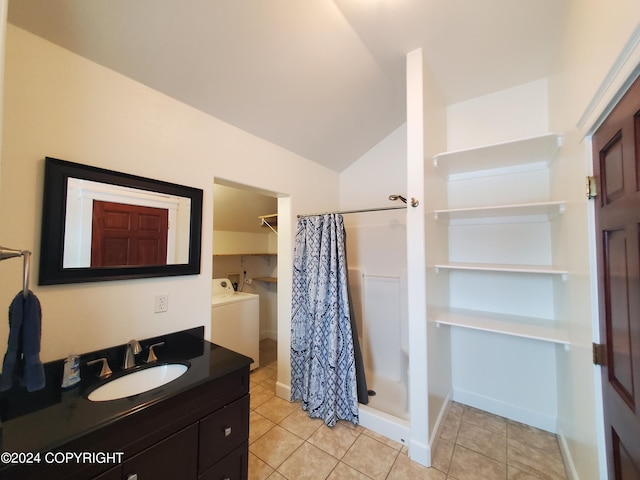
593,342 -> 607,366
586,176 -> 598,200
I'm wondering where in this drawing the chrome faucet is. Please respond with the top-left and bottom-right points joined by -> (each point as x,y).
123,339 -> 142,369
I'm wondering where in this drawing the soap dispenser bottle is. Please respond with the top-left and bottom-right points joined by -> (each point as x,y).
61,354 -> 81,388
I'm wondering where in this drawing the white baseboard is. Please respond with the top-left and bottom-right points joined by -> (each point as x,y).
430,391 -> 453,449
409,437 -> 431,467
276,381 -> 290,400
556,427 -> 579,480
453,388 -> 557,433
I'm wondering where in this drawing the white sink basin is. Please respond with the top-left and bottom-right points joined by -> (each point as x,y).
88,363 -> 189,402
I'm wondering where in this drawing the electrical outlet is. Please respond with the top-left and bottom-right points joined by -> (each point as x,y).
155,294 -> 169,313
245,278 -> 252,285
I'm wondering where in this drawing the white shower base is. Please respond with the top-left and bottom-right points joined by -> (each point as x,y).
275,381 -> 410,450
365,370 -> 409,420
358,404 -> 410,447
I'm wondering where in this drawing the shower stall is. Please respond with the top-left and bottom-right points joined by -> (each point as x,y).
343,209 -> 410,443
290,195 -> 412,443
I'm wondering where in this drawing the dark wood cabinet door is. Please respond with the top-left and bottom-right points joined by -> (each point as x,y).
198,395 -> 250,474
198,443 -> 248,480
122,423 -> 198,480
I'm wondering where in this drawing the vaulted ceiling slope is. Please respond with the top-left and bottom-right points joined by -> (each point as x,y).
7,0 -> 567,172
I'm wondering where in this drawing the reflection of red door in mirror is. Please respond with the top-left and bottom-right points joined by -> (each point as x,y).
91,201 -> 169,267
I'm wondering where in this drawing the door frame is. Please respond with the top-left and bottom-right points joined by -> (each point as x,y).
580,29 -> 640,479
211,178 -> 289,395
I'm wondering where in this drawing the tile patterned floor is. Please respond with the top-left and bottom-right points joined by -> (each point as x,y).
250,340 -> 568,480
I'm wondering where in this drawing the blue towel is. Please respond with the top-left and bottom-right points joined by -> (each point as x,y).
0,291 -> 45,392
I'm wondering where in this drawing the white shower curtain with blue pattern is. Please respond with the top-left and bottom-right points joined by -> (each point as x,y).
290,214 -> 359,427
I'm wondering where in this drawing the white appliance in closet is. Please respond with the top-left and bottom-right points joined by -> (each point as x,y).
211,278 -> 260,371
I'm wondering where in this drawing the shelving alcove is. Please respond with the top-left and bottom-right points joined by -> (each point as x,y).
430,132 -> 570,349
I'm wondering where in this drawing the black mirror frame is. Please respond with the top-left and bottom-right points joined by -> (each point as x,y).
39,157 -> 203,285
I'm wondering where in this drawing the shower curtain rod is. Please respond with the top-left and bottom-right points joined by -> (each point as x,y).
297,205 -> 406,218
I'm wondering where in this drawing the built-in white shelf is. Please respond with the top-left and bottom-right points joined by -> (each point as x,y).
433,201 -> 566,223
434,262 -> 568,279
432,307 -> 570,347
433,133 -> 563,179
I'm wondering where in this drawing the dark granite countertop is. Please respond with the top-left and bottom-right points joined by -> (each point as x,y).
0,326 -> 252,459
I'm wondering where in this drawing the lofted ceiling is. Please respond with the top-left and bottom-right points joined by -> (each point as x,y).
7,0 -> 567,172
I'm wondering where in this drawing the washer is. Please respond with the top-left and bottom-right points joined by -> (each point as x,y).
211,278 -> 260,370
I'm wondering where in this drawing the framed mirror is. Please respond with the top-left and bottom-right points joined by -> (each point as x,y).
39,157 -> 203,284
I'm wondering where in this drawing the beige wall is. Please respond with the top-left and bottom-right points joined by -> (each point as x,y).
0,25 -> 339,364
213,231 -> 276,255
0,0 -> 6,188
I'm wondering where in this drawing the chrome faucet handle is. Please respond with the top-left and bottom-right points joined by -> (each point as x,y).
146,342 -> 165,363
87,358 -> 113,379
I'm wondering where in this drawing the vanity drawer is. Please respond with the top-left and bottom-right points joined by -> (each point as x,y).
198,442 -> 248,480
198,395 -> 249,474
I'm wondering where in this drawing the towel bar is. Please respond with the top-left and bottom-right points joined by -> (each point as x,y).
0,245 -> 31,297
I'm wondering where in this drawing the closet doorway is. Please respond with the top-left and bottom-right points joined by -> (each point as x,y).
212,179 -> 279,371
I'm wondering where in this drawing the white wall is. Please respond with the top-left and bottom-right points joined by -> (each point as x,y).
0,24 -> 339,386
339,123 -> 407,282
446,79 -> 549,151
548,3 -> 639,479
340,124 -> 406,211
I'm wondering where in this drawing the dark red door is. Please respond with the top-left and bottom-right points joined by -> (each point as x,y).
593,74 -> 640,479
91,201 -> 169,267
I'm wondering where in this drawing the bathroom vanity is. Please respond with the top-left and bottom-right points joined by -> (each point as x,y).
0,327 -> 252,480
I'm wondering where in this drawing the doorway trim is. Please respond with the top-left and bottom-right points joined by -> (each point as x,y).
578,24 -> 640,137
212,178 -> 290,396
275,195 -> 293,400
